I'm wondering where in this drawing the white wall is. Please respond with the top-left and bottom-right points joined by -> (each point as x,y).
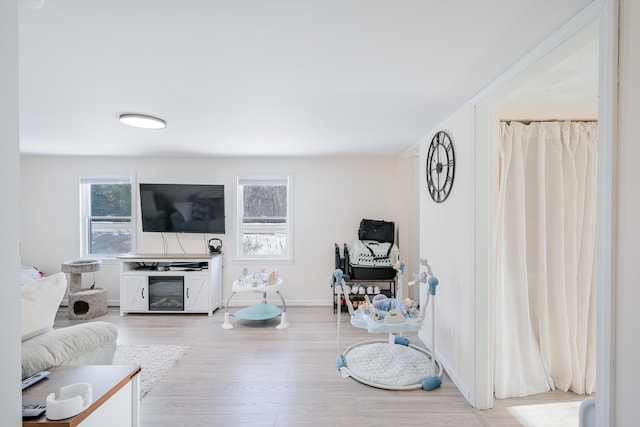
20,155 -> 415,305
1,0 -> 23,424
417,104 -> 474,401
415,23 -> 600,412
615,0 -> 640,424
415,5 -> 640,425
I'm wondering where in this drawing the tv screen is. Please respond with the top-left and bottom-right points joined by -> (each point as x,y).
139,183 -> 225,234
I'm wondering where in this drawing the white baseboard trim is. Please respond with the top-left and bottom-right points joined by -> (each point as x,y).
104,299 -> 335,308
418,329 -> 473,406
224,298 -> 333,307
61,299 -> 121,307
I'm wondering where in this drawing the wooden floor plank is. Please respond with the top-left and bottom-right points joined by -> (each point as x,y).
53,306 -> 587,426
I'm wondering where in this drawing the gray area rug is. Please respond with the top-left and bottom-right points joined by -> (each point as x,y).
113,344 -> 190,398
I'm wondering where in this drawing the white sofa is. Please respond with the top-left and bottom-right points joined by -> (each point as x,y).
21,272 -> 118,379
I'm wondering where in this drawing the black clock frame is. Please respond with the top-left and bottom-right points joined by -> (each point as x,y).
426,130 -> 455,203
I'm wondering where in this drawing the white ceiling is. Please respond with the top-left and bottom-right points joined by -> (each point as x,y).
497,21 -> 599,109
18,0 -> 596,158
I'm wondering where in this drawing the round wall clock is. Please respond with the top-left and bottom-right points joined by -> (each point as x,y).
426,130 -> 455,203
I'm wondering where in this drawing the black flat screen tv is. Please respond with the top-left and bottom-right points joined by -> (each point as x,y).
139,183 -> 225,234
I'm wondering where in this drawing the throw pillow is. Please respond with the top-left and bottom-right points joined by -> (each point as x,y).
21,272 -> 67,341
20,265 -> 43,285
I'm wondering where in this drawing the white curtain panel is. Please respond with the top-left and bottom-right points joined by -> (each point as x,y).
493,121 -> 598,399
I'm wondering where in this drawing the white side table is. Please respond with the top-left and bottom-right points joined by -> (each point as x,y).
22,365 -> 140,427
222,278 -> 289,329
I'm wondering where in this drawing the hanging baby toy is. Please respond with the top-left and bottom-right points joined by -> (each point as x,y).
418,259 -> 441,391
358,262 -> 414,323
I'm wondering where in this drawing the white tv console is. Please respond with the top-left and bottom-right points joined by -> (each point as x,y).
118,253 -> 222,316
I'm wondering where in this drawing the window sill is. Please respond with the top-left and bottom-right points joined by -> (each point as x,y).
79,256 -> 122,266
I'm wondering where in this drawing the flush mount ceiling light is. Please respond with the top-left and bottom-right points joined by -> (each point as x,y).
118,113 -> 166,129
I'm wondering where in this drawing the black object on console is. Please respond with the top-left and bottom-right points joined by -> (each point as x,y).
208,238 -> 222,254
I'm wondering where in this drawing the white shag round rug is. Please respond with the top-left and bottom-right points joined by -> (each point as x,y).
344,342 -> 432,387
113,344 -> 190,397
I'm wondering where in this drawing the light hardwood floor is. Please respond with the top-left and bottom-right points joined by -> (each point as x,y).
54,307 -> 587,427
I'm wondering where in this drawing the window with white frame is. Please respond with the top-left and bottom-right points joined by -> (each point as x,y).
80,176 -> 134,257
237,175 -> 292,260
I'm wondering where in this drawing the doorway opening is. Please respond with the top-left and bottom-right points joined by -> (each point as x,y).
470,2 -> 616,425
